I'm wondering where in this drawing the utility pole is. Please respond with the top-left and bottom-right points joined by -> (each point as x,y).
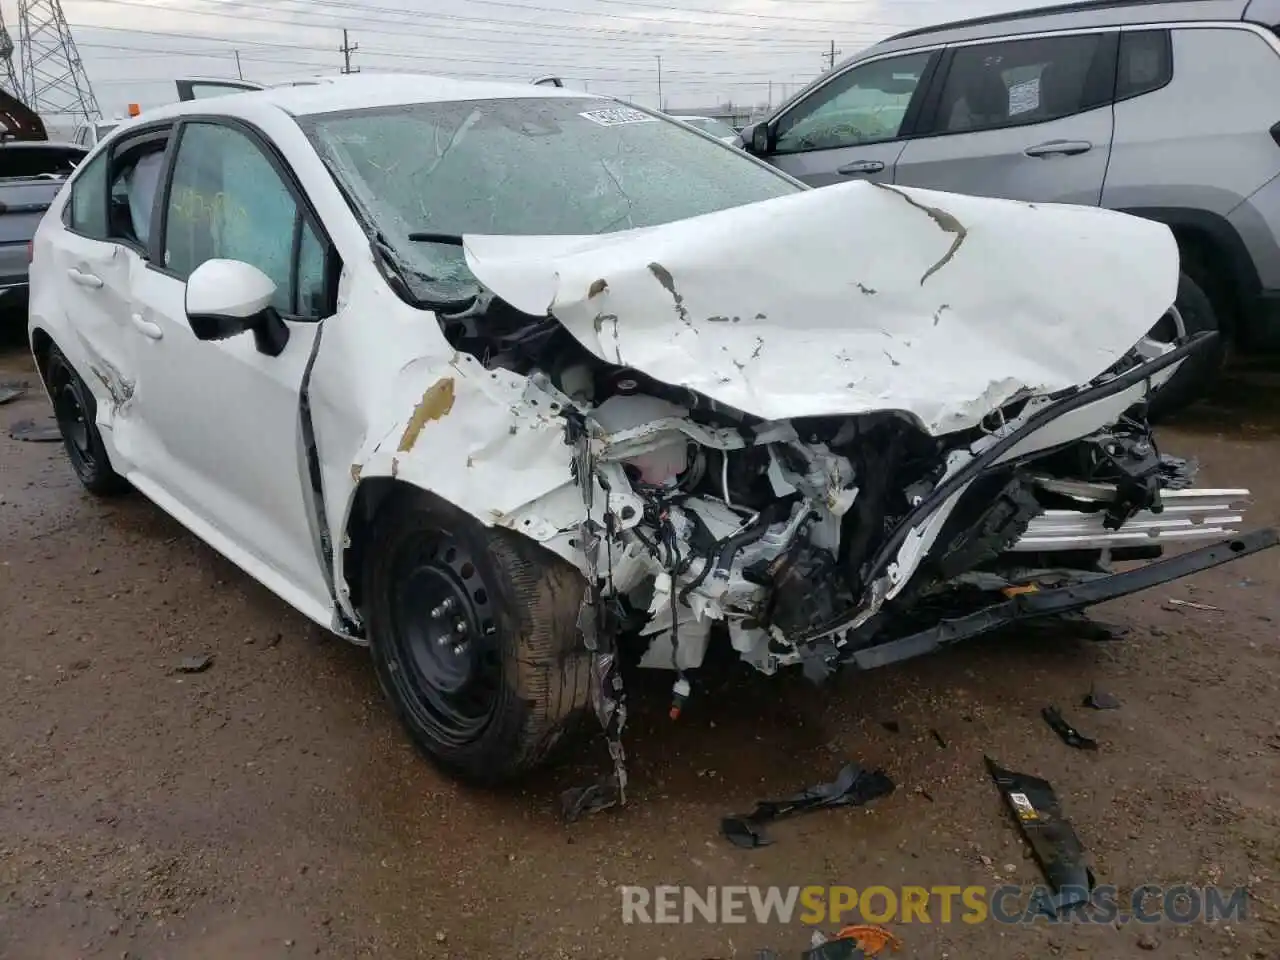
340,29 -> 359,74
823,39 -> 841,71
767,79 -> 772,109
234,50 -> 243,80
656,55 -> 662,111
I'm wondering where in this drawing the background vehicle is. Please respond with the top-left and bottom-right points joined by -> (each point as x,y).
0,90 -> 85,311
741,0 -> 1280,414
672,115 -> 741,144
71,119 -> 122,148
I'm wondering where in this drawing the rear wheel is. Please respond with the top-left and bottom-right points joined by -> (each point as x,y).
45,346 -> 129,496
364,494 -> 591,784
1146,268 -> 1224,420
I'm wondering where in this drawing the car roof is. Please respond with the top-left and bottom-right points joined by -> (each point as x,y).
136,72 -> 602,126
852,0 -> 1254,62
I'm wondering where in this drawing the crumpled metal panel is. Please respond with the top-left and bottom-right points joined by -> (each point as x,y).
462,180 -> 1179,435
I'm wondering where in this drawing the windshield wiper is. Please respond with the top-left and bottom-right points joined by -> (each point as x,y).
407,231 -> 464,245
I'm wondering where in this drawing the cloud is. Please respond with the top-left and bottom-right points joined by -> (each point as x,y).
33,0 -> 1051,119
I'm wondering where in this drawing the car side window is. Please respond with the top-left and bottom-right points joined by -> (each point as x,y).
108,139 -> 168,251
65,149 -> 108,239
1117,30 -> 1172,101
162,122 -> 326,319
931,33 -> 1113,134
774,51 -> 933,154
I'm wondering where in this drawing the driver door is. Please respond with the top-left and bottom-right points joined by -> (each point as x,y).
126,118 -> 336,615
764,49 -> 940,188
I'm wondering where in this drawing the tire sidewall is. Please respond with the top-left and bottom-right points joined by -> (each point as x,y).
46,347 -> 120,492
364,502 -> 536,782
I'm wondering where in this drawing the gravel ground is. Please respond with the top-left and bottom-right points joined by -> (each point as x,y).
1,324 -> 1278,960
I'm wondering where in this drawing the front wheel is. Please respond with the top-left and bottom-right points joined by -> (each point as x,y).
363,494 -> 592,784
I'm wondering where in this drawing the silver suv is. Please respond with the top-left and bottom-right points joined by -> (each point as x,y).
742,0 -> 1280,412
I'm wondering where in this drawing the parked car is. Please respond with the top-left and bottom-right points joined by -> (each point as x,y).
741,0 -> 1280,415
71,119 -> 123,149
0,90 -> 86,311
672,115 -> 742,144
29,74 -> 1274,787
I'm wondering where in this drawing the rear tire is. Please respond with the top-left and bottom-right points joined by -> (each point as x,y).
1146,269 -> 1224,420
364,493 -> 592,784
45,346 -> 130,496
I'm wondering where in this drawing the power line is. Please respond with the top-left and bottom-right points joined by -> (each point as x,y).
70,0 -> 906,47
67,22 -> 836,80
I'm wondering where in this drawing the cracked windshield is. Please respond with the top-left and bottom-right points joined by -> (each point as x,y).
302,96 -> 796,302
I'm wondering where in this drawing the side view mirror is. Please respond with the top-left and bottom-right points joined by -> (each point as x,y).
742,121 -> 774,156
185,258 -> 290,357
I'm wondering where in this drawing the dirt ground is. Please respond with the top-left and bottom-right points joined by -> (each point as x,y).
1,319 -> 1278,960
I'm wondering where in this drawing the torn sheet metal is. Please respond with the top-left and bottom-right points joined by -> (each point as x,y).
463,180 -> 1178,435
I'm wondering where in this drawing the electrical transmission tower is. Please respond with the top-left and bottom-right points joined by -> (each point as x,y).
0,5 -> 19,98
17,0 -> 100,122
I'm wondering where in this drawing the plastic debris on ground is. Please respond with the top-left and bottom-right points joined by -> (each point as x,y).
9,417 -> 60,442
0,382 -> 27,405
1082,685 -> 1121,710
176,654 -> 213,674
1163,597 -> 1221,612
1041,705 -> 1099,750
985,756 -> 1094,916
721,763 -> 895,849
801,923 -> 903,959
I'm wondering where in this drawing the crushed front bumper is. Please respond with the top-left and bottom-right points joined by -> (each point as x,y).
841,527 -> 1278,671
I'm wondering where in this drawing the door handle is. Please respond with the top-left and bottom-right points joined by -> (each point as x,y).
837,159 -> 886,175
1024,140 -> 1092,158
67,267 -> 103,288
130,313 -> 163,340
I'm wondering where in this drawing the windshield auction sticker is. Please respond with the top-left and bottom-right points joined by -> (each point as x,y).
579,107 -> 659,126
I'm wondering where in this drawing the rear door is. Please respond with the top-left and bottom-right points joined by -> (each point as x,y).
894,31 -> 1118,205
38,146 -> 139,449
761,49 -> 939,187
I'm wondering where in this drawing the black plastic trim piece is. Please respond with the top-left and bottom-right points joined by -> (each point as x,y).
844,528 -> 1278,670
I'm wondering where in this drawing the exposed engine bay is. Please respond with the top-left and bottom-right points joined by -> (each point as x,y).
433,287 -> 1255,685
391,179 -> 1280,807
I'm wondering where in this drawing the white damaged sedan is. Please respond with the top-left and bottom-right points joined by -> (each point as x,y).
29,75 -> 1276,790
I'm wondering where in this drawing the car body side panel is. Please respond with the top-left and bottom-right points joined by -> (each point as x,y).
125,263 -> 332,613
1102,25 -> 1280,217
34,212 -> 141,450
894,103 -> 1114,205
302,271 -> 586,626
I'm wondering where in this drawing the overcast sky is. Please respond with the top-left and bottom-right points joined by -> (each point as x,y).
4,0 -> 1045,120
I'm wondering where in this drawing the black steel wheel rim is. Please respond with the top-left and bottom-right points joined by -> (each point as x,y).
387,532 -> 502,748
50,366 -> 96,476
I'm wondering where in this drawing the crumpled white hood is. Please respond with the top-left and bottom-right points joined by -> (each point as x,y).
462,180 -> 1179,435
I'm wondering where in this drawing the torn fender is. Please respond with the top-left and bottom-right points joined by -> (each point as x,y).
463,181 -> 1179,435
341,351 -> 587,570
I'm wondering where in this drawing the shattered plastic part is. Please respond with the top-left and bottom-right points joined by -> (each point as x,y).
986,757 -> 1094,916
721,763 -> 895,848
